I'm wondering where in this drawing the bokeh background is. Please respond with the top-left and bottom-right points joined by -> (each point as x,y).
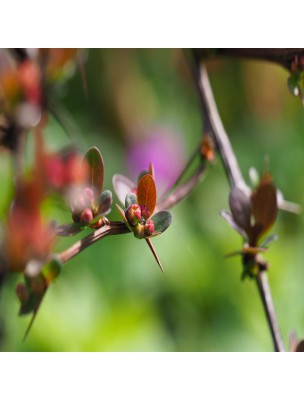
1,49 -> 304,351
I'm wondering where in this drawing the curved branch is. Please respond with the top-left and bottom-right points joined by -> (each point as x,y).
157,163 -> 207,211
194,48 -> 304,69
57,221 -> 130,264
196,63 -> 248,192
194,60 -> 285,352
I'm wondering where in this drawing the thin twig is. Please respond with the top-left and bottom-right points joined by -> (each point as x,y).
256,271 -> 285,351
196,64 -> 248,192
57,222 -> 130,264
195,61 -> 285,352
156,163 -> 207,211
194,48 -> 304,69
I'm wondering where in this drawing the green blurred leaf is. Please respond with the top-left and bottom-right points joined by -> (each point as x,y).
41,259 -> 62,284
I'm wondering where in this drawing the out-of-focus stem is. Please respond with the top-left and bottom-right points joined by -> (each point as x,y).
196,64 -> 248,192
194,59 -> 285,352
256,271 -> 285,352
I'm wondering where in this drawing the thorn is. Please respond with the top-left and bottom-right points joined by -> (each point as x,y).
145,238 -> 164,273
22,306 -> 40,342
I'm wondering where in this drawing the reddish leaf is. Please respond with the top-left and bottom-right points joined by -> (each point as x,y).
251,181 -> 278,238
137,174 -> 156,216
84,147 -> 104,204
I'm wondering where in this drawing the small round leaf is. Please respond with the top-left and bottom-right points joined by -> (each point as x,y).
151,211 -> 173,234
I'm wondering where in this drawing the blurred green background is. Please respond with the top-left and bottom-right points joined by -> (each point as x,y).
1,49 -> 304,351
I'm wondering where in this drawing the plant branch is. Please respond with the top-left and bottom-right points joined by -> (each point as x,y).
156,162 -> 207,211
196,63 -> 249,192
194,60 -> 285,352
57,221 -> 130,264
256,271 -> 285,352
194,48 -> 304,69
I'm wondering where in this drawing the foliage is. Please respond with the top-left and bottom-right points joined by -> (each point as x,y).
1,49 -> 304,351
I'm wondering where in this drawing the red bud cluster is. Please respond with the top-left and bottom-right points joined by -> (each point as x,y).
125,202 -> 155,238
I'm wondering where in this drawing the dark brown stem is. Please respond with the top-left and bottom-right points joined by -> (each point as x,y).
57,222 -> 130,264
195,60 -> 285,352
256,271 -> 285,352
194,48 -> 304,70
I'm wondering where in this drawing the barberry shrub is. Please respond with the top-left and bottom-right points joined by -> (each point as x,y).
0,48 -> 304,351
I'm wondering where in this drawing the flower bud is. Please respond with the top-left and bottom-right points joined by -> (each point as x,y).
140,205 -> 151,220
133,223 -> 145,239
144,219 -> 155,236
80,208 -> 93,225
90,218 -> 104,229
125,204 -> 142,226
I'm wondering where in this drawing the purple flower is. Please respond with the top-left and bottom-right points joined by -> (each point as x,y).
126,127 -> 186,194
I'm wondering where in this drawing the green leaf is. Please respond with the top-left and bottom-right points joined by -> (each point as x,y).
84,147 -> 104,204
98,190 -> 112,215
125,192 -> 137,209
151,211 -> 172,234
259,233 -> 278,248
41,258 -> 62,284
137,174 -> 156,215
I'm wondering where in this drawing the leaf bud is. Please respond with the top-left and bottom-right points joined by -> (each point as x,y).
140,205 -> 151,220
90,218 -> 104,229
80,208 -> 93,226
144,219 -> 155,236
133,222 -> 145,239
125,204 -> 142,226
